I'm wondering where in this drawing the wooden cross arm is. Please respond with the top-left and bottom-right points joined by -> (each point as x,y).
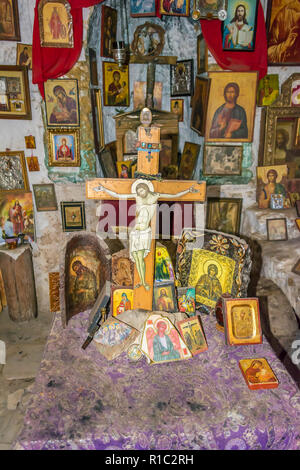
130,55 -> 177,65
86,179 -> 206,202
86,179 -> 136,200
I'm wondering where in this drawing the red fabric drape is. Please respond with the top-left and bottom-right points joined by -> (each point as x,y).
33,0 -> 267,98
33,0 -> 104,98
200,2 -> 267,80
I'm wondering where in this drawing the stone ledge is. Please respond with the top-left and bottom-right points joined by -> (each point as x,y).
242,204 -> 300,241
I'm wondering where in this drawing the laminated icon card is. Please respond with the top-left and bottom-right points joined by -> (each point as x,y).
223,297 -> 262,346
141,314 -> 192,364
93,316 -> 139,360
239,358 -> 279,390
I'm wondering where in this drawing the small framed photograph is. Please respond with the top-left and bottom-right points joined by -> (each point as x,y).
292,258 -> 300,276
190,76 -> 210,136
170,60 -> 193,97
103,62 -> 129,107
60,201 -> 86,232
177,287 -> 196,315
153,282 -> 176,313
206,197 -> 242,236
44,79 -> 80,127
47,128 -> 80,167
170,98 -> 184,122
33,184 -> 58,211
296,200 -> 300,217
16,44 -> 32,69
197,34 -> 208,74
0,66 -> 31,120
178,141 -> 201,180
296,218 -> 300,231
160,0 -> 190,16
239,358 -> 279,390
0,0 -> 20,41
130,0 -> 156,17
176,316 -> 208,355
101,5 -> 117,58
38,0 -> 74,48
223,297 -> 262,346
266,218 -> 288,241
257,74 -> 279,107
203,145 -> 242,176
195,0 -> 227,19
222,0 -> 259,52
0,151 -> 29,192
26,156 -> 40,172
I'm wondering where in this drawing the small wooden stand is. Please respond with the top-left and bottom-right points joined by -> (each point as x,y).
0,245 -> 37,322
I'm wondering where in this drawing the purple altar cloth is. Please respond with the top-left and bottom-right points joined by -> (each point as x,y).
14,311 -> 300,450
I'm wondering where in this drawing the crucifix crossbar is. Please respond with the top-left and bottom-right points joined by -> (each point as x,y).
87,116 -> 206,311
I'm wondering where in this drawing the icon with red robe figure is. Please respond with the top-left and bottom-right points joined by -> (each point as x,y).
49,7 -> 66,40
54,135 -> 74,163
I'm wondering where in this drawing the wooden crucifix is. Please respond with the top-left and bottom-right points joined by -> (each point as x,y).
86,109 -> 206,311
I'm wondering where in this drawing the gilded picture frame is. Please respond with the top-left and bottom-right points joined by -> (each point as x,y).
205,71 -> 258,143
44,78 -> 80,127
259,106 -> 300,169
0,151 -> 29,193
38,0 -> 74,48
223,297 -> 262,346
193,0 -> 227,19
47,127 -> 80,167
0,66 -> 31,120
60,201 -> 86,232
16,44 -> 32,69
0,0 -> 20,41
206,197 -> 242,236
102,62 -> 129,107
159,0 -> 190,17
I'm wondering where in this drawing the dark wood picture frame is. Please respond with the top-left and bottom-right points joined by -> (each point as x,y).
190,76 -> 210,136
60,201 -> 86,232
197,34 -> 208,74
206,197 -> 243,236
33,183 -> 58,211
0,0 -> 20,41
296,200 -> 300,217
266,218 -> 288,241
101,4 -> 117,59
170,59 -> 194,97
0,66 -> 31,120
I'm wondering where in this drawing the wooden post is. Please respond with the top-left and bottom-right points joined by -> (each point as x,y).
0,246 -> 37,322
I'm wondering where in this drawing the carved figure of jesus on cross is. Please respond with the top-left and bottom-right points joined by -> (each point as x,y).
86,109 -> 206,311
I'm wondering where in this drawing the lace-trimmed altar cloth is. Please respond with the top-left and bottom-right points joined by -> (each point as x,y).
13,310 -> 300,450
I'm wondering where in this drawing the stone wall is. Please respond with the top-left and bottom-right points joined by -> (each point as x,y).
0,0 -> 298,316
